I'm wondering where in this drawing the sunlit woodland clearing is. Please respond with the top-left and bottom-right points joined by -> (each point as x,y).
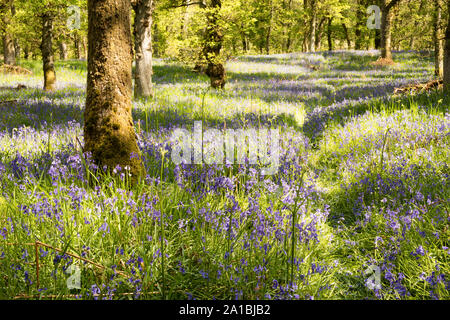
0,0 -> 449,300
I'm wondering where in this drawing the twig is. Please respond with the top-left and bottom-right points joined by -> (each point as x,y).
5,241 -> 129,278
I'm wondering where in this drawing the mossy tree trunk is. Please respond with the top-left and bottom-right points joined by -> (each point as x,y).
355,0 -> 364,50
444,0 -> 450,90
327,18 -> 333,51
59,41 -> 68,61
308,0 -> 316,52
41,12 -> 56,91
74,32 -> 81,59
132,0 -> 154,99
204,0 -> 226,89
380,0 -> 401,61
434,0 -> 444,78
2,0 -> 16,65
85,0 -> 145,182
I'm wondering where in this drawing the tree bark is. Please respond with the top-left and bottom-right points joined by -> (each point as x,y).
85,0 -> 145,181
434,0 -> 443,78
24,44 -> 29,60
132,0 -> 154,99
2,0 -> 16,65
374,29 -> 381,49
41,12 -> 56,91
14,39 -> 20,59
74,32 -> 81,59
380,4 -> 392,59
342,23 -> 351,49
327,18 -> 333,51
315,18 -> 325,51
204,0 -> 225,89
380,0 -> 401,60
265,0 -> 274,54
59,41 -> 68,60
355,0 -> 364,50
444,0 -> 450,90
309,0 -> 316,52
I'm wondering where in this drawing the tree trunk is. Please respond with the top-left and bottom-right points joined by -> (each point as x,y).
24,44 -> 29,60
327,18 -> 333,51
444,0 -> 450,90
342,23 -> 351,49
265,0 -> 273,54
2,0 -> 16,65
41,12 -> 56,91
315,18 -> 325,51
132,0 -> 154,99
59,41 -> 68,60
355,0 -> 364,50
309,0 -> 316,52
380,0 -> 398,61
241,29 -> 248,53
374,29 -> 381,49
14,39 -> 20,59
153,22 -> 159,57
85,0 -> 145,181
434,0 -> 443,78
204,0 -> 225,89
74,33 -> 81,59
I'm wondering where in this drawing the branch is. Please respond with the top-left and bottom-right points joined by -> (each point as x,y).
162,1 -> 205,10
386,0 -> 402,11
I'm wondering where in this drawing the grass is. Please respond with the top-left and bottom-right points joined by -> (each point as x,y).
0,50 -> 448,300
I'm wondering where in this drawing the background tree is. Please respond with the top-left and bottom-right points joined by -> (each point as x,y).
444,0 -> 450,90
434,0 -> 444,77
380,0 -> 401,61
84,0 -> 145,181
1,0 -> 16,65
132,0 -> 155,99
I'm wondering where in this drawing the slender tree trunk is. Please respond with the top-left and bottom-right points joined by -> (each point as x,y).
309,0 -> 316,52
327,17 -> 333,51
82,36 -> 87,59
444,0 -> 450,90
315,18 -> 325,51
14,39 -> 20,59
24,44 -> 29,60
132,0 -> 154,99
409,35 -> 415,50
380,0 -> 402,60
153,22 -> 159,57
342,23 -> 351,49
265,0 -> 273,54
374,29 -> 381,49
74,33 -> 81,59
204,0 -> 225,89
355,0 -> 364,50
2,0 -> 16,65
59,41 -> 68,60
380,4 -> 392,59
434,0 -> 443,78
241,28 -> 248,53
41,12 -> 56,91
85,0 -> 145,181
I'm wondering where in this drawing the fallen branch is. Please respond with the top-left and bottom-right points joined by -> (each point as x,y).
5,241 -> 130,279
394,79 -> 443,95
